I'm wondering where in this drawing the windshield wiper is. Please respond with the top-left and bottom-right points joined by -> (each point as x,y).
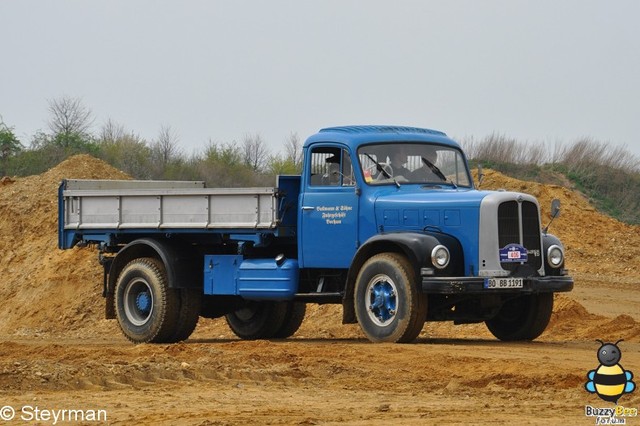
363,153 -> 401,188
420,156 -> 457,189
364,153 -> 391,179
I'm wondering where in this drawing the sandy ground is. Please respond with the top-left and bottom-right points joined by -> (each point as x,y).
1,156 -> 639,424
1,300 -> 639,425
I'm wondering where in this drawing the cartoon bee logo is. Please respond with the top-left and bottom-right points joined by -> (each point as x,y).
585,339 -> 636,403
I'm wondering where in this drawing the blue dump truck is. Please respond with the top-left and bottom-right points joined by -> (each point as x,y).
58,125 -> 573,344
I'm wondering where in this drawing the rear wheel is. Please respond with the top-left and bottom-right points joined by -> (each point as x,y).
225,301 -> 288,340
354,253 -> 427,343
273,302 -> 306,338
170,288 -> 201,342
485,293 -> 553,341
115,258 -> 180,343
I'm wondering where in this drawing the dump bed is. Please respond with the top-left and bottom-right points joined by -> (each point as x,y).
58,179 -> 287,249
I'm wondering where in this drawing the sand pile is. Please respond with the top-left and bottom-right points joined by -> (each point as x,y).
0,158 -> 638,341
547,295 -> 639,342
0,155 -> 129,336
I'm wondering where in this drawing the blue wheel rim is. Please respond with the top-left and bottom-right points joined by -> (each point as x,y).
365,274 -> 398,326
123,278 -> 154,326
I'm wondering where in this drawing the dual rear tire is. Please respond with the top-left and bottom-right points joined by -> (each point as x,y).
114,257 -> 306,343
114,258 -> 200,344
225,301 -> 306,340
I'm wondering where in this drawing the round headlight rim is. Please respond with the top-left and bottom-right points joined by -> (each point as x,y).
431,245 -> 450,269
547,244 -> 564,268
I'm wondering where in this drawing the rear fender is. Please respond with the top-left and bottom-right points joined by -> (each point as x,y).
105,238 -> 201,319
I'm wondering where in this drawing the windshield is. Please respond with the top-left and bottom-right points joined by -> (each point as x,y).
357,143 -> 472,187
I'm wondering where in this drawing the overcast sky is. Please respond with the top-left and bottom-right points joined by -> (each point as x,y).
1,1 -> 639,159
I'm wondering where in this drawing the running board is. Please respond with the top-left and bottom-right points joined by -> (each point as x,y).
293,292 -> 342,303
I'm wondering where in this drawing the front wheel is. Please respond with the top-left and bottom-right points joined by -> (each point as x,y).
485,293 -> 554,341
354,253 -> 427,343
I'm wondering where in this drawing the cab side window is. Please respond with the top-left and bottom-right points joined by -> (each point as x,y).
309,147 -> 354,187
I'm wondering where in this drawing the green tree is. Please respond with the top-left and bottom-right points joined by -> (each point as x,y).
10,97 -> 100,175
0,119 -> 23,175
198,140 -> 265,187
266,155 -> 299,175
97,123 -> 153,179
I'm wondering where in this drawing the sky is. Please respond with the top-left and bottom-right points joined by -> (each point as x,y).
1,0 -> 639,159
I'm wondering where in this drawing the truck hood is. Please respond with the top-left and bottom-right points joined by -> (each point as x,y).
372,187 -> 542,277
374,188 -> 492,215
373,187 -> 494,233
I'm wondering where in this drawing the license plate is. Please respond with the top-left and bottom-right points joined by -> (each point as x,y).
484,278 -> 524,289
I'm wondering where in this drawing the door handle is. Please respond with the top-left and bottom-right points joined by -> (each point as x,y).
301,206 -> 315,211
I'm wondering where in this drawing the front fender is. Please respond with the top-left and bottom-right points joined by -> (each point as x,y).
355,232 -> 462,274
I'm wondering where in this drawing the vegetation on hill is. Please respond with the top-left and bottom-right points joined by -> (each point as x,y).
2,97 -> 639,224
463,133 -> 640,224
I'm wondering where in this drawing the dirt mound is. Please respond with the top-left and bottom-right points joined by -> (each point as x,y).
546,295 -> 640,342
0,155 -> 129,336
552,293 -> 593,318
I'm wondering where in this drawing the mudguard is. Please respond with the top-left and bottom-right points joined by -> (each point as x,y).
105,238 -> 202,318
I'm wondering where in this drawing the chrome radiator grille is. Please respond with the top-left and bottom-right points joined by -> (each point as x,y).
497,200 -> 542,271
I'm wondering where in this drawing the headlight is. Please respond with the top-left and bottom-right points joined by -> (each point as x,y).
547,245 -> 564,268
431,245 -> 450,269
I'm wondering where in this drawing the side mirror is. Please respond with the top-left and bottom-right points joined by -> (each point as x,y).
477,164 -> 485,188
544,199 -> 561,234
551,199 -> 561,218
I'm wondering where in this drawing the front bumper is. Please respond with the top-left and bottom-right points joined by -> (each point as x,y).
421,275 -> 574,295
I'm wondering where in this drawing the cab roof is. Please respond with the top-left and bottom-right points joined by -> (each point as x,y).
304,125 -> 462,150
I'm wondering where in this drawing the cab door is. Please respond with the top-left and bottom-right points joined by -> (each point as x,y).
299,145 -> 359,268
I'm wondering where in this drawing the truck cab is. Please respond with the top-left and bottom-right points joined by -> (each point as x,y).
299,125 -> 473,270
59,125 -> 573,344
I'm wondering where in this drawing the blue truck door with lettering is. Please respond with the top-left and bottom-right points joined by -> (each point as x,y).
300,146 -> 358,268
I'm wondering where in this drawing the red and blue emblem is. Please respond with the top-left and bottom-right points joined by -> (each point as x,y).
499,244 -> 528,263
